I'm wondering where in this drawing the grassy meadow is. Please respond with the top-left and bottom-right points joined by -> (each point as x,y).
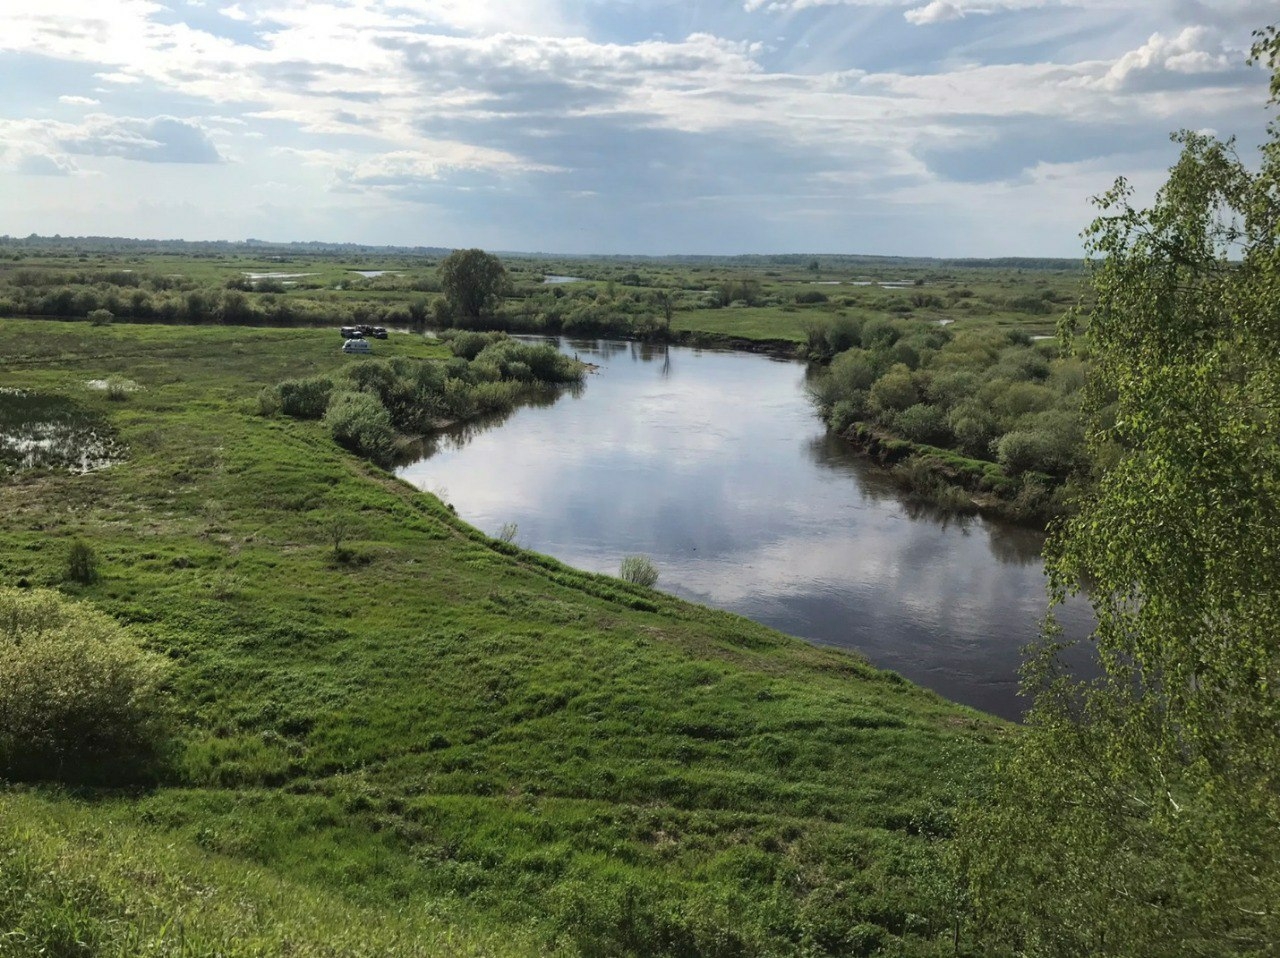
0,317 -> 1006,956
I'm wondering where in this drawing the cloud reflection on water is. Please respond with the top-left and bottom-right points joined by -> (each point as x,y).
397,337 -> 1091,719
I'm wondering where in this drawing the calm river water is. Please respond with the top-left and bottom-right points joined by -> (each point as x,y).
397,337 -> 1092,720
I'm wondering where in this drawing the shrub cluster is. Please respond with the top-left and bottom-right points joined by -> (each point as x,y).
0,587 -> 170,783
808,318 -> 1088,517
270,336 -> 582,465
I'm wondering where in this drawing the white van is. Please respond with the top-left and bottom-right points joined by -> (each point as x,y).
341,338 -> 372,354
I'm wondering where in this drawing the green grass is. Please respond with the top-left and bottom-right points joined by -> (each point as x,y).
671,306 -> 813,343
0,317 -> 1006,955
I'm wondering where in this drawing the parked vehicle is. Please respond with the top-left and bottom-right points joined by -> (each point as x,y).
371,327 -> 388,339
342,339 -> 372,353
340,326 -> 362,338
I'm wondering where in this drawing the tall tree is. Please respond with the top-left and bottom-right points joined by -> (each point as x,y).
960,29 -> 1280,957
438,248 -> 507,324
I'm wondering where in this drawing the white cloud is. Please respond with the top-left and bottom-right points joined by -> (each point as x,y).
1094,27 -> 1235,91
58,94 -> 101,105
0,0 -> 1270,251
40,115 -> 229,164
13,152 -> 79,176
904,1 -> 968,25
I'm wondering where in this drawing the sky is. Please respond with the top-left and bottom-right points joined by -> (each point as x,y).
0,1 -> 1274,256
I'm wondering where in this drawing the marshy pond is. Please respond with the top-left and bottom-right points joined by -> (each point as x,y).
398,338 -> 1092,719
0,389 -> 123,475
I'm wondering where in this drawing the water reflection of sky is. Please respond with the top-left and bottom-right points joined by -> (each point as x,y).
397,338 -> 1093,720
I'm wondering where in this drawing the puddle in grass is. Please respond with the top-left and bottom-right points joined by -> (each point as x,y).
0,390 -> 125,475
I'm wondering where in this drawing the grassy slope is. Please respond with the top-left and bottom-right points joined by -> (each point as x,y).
0,319 -> 1005,956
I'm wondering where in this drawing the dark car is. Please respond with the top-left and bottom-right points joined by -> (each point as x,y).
371,327 -> 388,339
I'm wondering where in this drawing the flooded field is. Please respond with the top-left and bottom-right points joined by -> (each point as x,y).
0,390 -> 124,475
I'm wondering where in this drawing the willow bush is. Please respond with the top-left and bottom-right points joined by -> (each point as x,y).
0,588 -> 171,783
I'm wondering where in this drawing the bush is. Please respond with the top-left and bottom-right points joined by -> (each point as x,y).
894,403 -> 949,445
868,364 -> 918,417
0,588 -> 170,782
859,318 -> 899,350
995,410 -> 1085,476
619,555 -> 659,587
103,381 -> 126,403
277,375 -> 334,419
948,401 -> 1000,459
324,391 -> 396,464
256,385 -> 281,417
87,308 -> 114,326
829,349 -> 877,394
794,290 -> 828,304
829,394 -> 869,432
443,330 -> 502,360
65,540 -> 99,584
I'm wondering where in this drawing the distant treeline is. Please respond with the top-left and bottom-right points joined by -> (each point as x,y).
0,268 -> 433,328
0,234 -> 450,257
1,233 -> 1085,271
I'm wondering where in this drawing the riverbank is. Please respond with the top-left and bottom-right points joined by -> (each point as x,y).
836,422 -> 1068,527
0,320 -> 1004,956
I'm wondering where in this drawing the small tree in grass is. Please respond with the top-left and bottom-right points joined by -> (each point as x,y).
65,539 -> 99,584
320,513 -> 356,562
619,555 -> 659,587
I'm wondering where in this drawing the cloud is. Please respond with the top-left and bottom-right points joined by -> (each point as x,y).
58,95 -> 101,105
1092,27 -> 1237,91
59,115 -> 227,163
94,71 -> 144,84
903,1 -> 969,24
334,145 -> 562,188
0,0 -> 1270,253
14,152 -> 79,176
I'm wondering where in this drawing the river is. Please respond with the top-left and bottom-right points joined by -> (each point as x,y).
397,337 -> 1092,720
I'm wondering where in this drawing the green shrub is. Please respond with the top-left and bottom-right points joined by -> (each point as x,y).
868,364 -> 918,417
0,588 -> 170,782
794,290 -> 828,304
277,375 -> 334,419
829,349 -> 877,394
324,390 -> 395,464
889,340 -> 921,370
444,330 -> 504,360
619,555 -> 659,587
948,401 -> 1000,458
104,376 -> 130,402
894,403 -> 949,445
859,317 -> 899,350
926,370 -> 980,409
995,409 -> 1085,476
256,385 -> 281,417
829,395 -> 869,432
65,540 -> 99,584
